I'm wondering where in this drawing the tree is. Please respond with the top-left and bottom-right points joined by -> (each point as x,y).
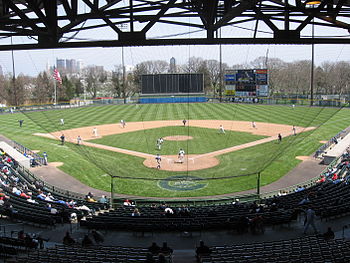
61,76 -> 75,101
6,74 -> 29,106
84,66 -> 107,98
205,59 -> 228,96
34,72 -> 54,104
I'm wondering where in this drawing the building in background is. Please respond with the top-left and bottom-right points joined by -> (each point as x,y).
56,58 -> 82,74
56,59 -> 66,72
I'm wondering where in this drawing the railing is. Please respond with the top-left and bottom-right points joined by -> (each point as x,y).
260,156 -> 340,200
16,164 -> 86,201
0,223 -> 24,238
314,129 -> 349,159
12,140 -> 46,166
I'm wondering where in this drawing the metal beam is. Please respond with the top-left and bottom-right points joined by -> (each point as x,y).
3,37 -> 350,52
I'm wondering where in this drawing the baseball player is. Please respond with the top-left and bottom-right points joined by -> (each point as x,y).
219,125 -> 225,134
156,138 -> 161,150
60,134 -> 65,145
252,121 -> 256,129
77,135 -> 82,145
155,154 -> 162,169
60,118 -> 65,125
93,127 -> 98,137
182,119 -> 187,126
292,125 -> 297,136
120,120 -> 126,128
178,149 -> 185,163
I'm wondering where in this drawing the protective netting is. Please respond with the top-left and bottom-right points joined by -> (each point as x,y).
11,101 -> 344,186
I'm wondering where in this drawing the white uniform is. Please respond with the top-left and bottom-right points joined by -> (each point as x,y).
252,121 -> 256,128
178,149 -> 185,163
120,120 -> 126,128
219,125 -> 225,134
77,136 -> 82,145
60,118 -> 64,125
93,128 -> 98,137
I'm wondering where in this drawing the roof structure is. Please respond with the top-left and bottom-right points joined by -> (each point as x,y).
0,0 -> 350,50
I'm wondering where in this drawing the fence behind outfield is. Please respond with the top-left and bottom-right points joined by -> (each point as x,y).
0,95 -> 348,113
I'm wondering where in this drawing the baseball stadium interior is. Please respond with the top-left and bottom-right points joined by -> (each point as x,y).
1,1 -> 350,262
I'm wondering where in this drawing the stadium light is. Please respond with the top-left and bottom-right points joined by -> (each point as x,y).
305,0 -> 321,106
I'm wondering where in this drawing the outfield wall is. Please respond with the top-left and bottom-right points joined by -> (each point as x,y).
139,96 -> 207,104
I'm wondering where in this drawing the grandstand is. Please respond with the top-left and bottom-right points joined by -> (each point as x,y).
1,103 -> 350,262
2,1 -> 350,262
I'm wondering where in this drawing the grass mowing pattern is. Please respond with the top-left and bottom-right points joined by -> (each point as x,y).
0,103 -> 347,197
90,126 -> 266,155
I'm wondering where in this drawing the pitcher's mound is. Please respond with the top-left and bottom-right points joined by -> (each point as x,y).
163,135 -> 193,141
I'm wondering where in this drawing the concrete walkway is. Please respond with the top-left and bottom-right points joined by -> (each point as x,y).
30,155 -> 326,200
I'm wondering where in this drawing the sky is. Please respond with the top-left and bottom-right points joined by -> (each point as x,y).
1,43 -> 348,77
1,1 -> 350,76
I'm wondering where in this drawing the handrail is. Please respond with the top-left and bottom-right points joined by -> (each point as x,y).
17,164 -> 86,200
12,140 -> 46,166
314,129 -> 349,158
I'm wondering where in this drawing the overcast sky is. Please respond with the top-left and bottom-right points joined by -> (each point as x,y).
0,43 -> 348,77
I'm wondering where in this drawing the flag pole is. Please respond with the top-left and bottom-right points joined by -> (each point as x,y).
54,79 -> 57,105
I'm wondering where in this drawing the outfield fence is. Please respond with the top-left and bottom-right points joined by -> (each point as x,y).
0,94 -> 348,114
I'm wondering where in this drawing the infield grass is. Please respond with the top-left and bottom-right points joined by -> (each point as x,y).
0,103 -> 348,197
90,126 -> 266,155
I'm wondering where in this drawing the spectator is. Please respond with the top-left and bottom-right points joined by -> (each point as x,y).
303,207 -> 318,234
160,242 -> 173,255
323,227 -> 335,241
196,240 -> 211,260
63,232 -> 75,246
132,208 -> 141,217
98,195 -> 108,204
148,242 -> 160,254
18,230 -> 25,240
295,185 -> 305,192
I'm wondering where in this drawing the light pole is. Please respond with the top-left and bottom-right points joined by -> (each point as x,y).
110,175 -> 118,208
305,0 -> 321,106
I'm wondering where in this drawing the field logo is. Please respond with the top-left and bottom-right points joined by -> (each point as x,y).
158,175 -> 207,191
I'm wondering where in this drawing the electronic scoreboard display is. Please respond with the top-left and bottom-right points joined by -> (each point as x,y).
224,69 -> 268,96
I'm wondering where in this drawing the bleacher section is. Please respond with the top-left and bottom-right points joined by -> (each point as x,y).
323,132 -> 350,164
81,148 -> 350,232
200,236 -> 350,263
0,142 -> 31,169
17,244 -> 173,263
0,148 -> 107,227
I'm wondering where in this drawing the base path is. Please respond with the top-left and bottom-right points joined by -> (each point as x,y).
35,120 -> 315,172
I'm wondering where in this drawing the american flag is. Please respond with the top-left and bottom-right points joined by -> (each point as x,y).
53,68 -> 62,84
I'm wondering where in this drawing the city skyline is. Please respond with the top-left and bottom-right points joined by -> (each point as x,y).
0,43 -> 349,77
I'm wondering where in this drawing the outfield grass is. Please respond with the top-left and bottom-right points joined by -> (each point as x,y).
0,103 -> 348,197
90,126 -> 266,155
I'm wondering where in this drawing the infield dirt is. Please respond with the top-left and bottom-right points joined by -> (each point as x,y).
35,120 -> 315,172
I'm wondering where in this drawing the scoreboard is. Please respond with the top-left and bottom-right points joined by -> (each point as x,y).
224,69 -> 268,97
141,73 -> 204,95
